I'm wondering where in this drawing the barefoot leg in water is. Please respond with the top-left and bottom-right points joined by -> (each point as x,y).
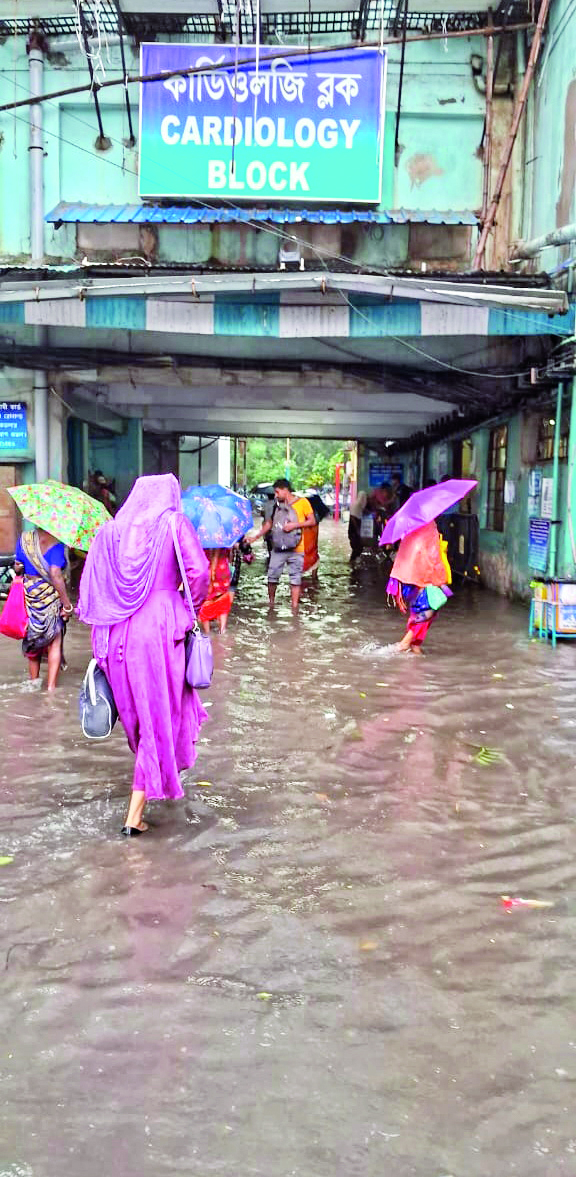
397,617 -> 432,654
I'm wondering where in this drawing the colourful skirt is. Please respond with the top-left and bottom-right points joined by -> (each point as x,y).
199,591 -> 233,623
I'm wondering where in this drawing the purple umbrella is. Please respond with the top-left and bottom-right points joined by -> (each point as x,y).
379,479 -> 478,545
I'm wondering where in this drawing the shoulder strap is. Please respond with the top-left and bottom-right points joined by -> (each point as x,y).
170,513 -> 197,624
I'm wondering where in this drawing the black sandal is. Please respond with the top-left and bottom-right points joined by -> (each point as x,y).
121,825 -> 143,837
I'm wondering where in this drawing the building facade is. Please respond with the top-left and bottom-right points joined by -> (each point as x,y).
0,0 -> 574,596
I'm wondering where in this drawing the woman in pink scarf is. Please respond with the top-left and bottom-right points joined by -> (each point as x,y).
78,475 -> 209,836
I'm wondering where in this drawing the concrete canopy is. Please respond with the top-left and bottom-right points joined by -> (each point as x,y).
0,271 -> 570,442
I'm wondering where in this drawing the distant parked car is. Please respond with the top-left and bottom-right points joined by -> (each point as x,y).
249,483 -> 275,514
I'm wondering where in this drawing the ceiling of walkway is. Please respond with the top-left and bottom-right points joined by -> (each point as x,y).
0,0 -> 530,40
1,272 -> 567,442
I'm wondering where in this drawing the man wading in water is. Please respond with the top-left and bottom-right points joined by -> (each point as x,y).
251,479 -> 317,612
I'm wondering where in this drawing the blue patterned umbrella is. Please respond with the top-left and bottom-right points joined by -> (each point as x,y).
181,484 -> 253,549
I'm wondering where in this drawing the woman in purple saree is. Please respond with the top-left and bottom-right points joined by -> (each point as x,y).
78,475 -> 210,836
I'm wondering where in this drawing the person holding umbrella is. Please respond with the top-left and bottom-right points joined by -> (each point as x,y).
6,479 -> 110,690
13,528 -> 73,690
181,484 -> 253,633
199,548 -> 234,634
380,480 -> 477,653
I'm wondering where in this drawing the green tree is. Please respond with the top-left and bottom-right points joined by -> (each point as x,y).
244,437 -> 348,491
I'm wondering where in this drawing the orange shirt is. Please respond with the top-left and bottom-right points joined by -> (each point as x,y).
291,497 -> 313,554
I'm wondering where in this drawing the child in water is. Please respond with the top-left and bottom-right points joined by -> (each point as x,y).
198,548 -> 233,634
387,521 -> 452,654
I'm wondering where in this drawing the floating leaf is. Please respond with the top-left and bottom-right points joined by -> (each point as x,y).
492,673 -> 505,680
257,991 -> 273,1000
196,780 -> 212,788
470,745 -> 503,766
359,692 -> 367,698
0,856 -> 13,866
359,940 -> 379,952
315,793 -> 330,803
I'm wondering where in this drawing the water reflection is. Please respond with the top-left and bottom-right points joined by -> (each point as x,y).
1,524 -> 576,1176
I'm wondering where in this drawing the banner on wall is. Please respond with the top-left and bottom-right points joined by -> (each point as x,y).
369,462 -> 403,487
0,402 -> 27,451
528,517 -> 550,573
139,44 -> 386,202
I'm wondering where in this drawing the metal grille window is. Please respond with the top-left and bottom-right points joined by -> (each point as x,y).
486,425 -> 507,532
536,411 -> 569,462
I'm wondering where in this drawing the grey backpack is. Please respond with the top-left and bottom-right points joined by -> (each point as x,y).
271,501 -> 302,551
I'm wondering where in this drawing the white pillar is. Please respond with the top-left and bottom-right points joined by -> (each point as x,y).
34,368 -> 49,482
218,437 -> 231,487
28,33 -> 50,482
28,38 -> 45,265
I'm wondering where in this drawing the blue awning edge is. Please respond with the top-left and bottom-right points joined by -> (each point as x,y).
46,203 -> 479,227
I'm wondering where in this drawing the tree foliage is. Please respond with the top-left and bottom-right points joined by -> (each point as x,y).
244,438 -> 347,491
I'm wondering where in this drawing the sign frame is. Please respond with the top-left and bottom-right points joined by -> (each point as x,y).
0,401 -> 28,453
528,517 -> 550,574
369,462 -> 403,488
138,43 -> 387,204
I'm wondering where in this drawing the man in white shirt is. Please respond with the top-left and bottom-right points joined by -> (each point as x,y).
348,490 -> 369,562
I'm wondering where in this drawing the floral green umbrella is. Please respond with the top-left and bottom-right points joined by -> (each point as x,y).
7,480 -> 111,551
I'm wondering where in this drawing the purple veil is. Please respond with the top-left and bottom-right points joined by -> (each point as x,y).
78,473 -> 182,659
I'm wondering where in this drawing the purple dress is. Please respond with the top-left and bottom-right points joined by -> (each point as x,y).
103,514 -> 209,801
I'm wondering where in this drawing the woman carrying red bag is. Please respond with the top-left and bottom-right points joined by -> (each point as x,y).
10,529 -> 73,690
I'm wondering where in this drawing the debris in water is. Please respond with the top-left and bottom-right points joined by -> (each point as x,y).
257,991 -> 273,1000
359,940 -> 379,952
469,745 -> 503,766
505,703 -> 515,710
501,895 -> 555,911
0,856 -> 13,866
196,781 -> 212,788
315,793 -> 330,803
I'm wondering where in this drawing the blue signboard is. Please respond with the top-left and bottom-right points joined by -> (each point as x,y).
528,517 -> 550,573
139,44 -> 386,202
0,402 -> 27,451
369,462 -> 403,488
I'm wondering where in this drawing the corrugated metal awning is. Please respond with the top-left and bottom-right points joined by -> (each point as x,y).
46,203 -> 479,227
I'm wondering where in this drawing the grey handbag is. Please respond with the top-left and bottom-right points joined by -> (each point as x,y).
79,659 -> 118,739
171,514 -> 214,690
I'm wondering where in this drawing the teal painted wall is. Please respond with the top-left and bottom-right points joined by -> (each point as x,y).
404,397 -> 576,601
0,34 -> 487,261
524,0 -> 576,252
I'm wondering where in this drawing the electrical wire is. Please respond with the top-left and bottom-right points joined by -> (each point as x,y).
0,21 -> 536,115
4,81 -> 573,380
8,96 -> 571,347
9,58 -> 571,345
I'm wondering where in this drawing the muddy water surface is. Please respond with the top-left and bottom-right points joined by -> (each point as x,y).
1,525 -> 576,1177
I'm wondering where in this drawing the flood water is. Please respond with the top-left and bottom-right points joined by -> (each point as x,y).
1,524 -> 576,1177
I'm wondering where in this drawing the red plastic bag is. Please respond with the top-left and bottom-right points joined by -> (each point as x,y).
0,578 -> 28,640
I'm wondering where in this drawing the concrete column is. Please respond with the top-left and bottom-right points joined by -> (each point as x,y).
115,418 -> 143,504
28,33 -> 50,483
218,437 -> 231,487
33,367 -> 49,482
564,377 -> 576,575
81,422 -> 90,488
547,383 -> 563,579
